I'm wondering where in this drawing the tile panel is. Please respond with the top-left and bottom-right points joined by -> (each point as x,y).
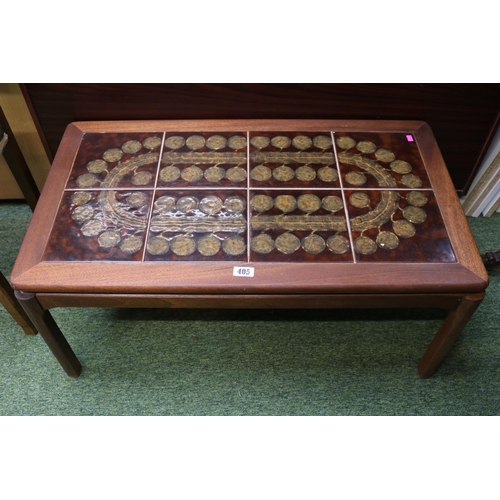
42,130 -> 456,264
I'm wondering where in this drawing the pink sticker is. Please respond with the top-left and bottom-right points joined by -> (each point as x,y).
406,134 -> 414,142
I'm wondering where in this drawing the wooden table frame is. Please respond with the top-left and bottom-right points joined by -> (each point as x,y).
10,119 -> 488,378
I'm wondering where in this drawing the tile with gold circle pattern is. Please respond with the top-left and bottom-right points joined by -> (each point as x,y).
344,190 -> 455,262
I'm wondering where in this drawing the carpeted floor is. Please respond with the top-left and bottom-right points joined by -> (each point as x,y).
1,201 -> 499,415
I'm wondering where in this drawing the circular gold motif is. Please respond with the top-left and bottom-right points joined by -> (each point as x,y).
390,160 -> 412,174
403,206 -> 427,224
354,235 -> 377,255
121,140 -> 142,154
204,166 -> 225,182
226,166 -> 247,183
76,173 -> 98,188
297,194 -> 321,213
200,195 -> 223,215
356,141 -> 377,154
155,195 -> 176,213
275,195 -> 297,213
401,173 -> 423,188
345,171 -> 367,186
224,196 -> 246,214
271,136 -> 291,149
313,135 -> 333,150
250,136 -> 270,149
81,219 -> 105,237
103,148 -> 123,162
228,135 -> 247,150
160,165 -> 181,183
164,136 -> 185,150
349,192 -> 370,208
251,233 -> 274,254
186,135 -> 206,150
327,234 -> 350,254
251,194 -> 274,213
198,235 -> 221,256
176,196 -> 199,213
87,159 -> 108,173
276,232 -> 300,254
71,191 -> 92,206
302,234 -> 326,254
317,166 -> 339,183
336,136 -> 356,150
295,165 -> 316,181
206,135 -> 227,150
171,235 -> 196,256
120,236 -> 143,254
374,149 -> 396,163
147,236 -> 169,255
132,171 -> 153,186
181,166 -> 204,182
126,192 -> 148,208
98,230 -> 121,248
376,231 -> 399,250
393,219 -> 416,238
222,236 -> 246,256
272,165 -> 295,182
72,205 -> 94,222
322,195 -> 343,212
292,135 -> 312,150
142,137 -> 162,150
407,191 -> 428,207
250,165 -> 272,181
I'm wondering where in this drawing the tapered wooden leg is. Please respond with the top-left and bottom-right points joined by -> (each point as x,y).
418,292 -> 485,379
0,273 -> 37,335
15,291 -> 81,377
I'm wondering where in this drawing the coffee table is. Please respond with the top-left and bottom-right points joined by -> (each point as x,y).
10,119 -> 488,378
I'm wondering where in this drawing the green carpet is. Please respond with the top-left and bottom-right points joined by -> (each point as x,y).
1,201 -> 499,415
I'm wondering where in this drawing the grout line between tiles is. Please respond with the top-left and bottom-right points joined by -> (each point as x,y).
333,131 -> 357,263
141,132 -> 166,262
246,131 -> 251,263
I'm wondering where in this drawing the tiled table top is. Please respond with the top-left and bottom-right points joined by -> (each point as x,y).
42,129 -> 455,265
12,119 -> 487,296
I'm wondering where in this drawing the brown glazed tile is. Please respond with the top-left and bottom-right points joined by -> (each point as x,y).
249,131 -> 340,189
335,132 -> 431,190
344,190 -> 456,262
249,189 -> 353,263
144,189 -> 248,262
42,189 -> 152,261
157,132 -> 248,188
66,132 -> 163,190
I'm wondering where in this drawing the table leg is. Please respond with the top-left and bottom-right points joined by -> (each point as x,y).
0,272 -> 37,335
14,291 -> 81,377
418,292 -> 485,379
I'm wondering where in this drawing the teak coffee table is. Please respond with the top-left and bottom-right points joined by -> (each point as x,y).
10,119 -> 488,378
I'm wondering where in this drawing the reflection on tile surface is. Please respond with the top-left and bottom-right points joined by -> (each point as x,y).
43,130 -> 455,263
145,190 -> 247,262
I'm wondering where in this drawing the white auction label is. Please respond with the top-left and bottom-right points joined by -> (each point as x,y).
233,266 -> 254,277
